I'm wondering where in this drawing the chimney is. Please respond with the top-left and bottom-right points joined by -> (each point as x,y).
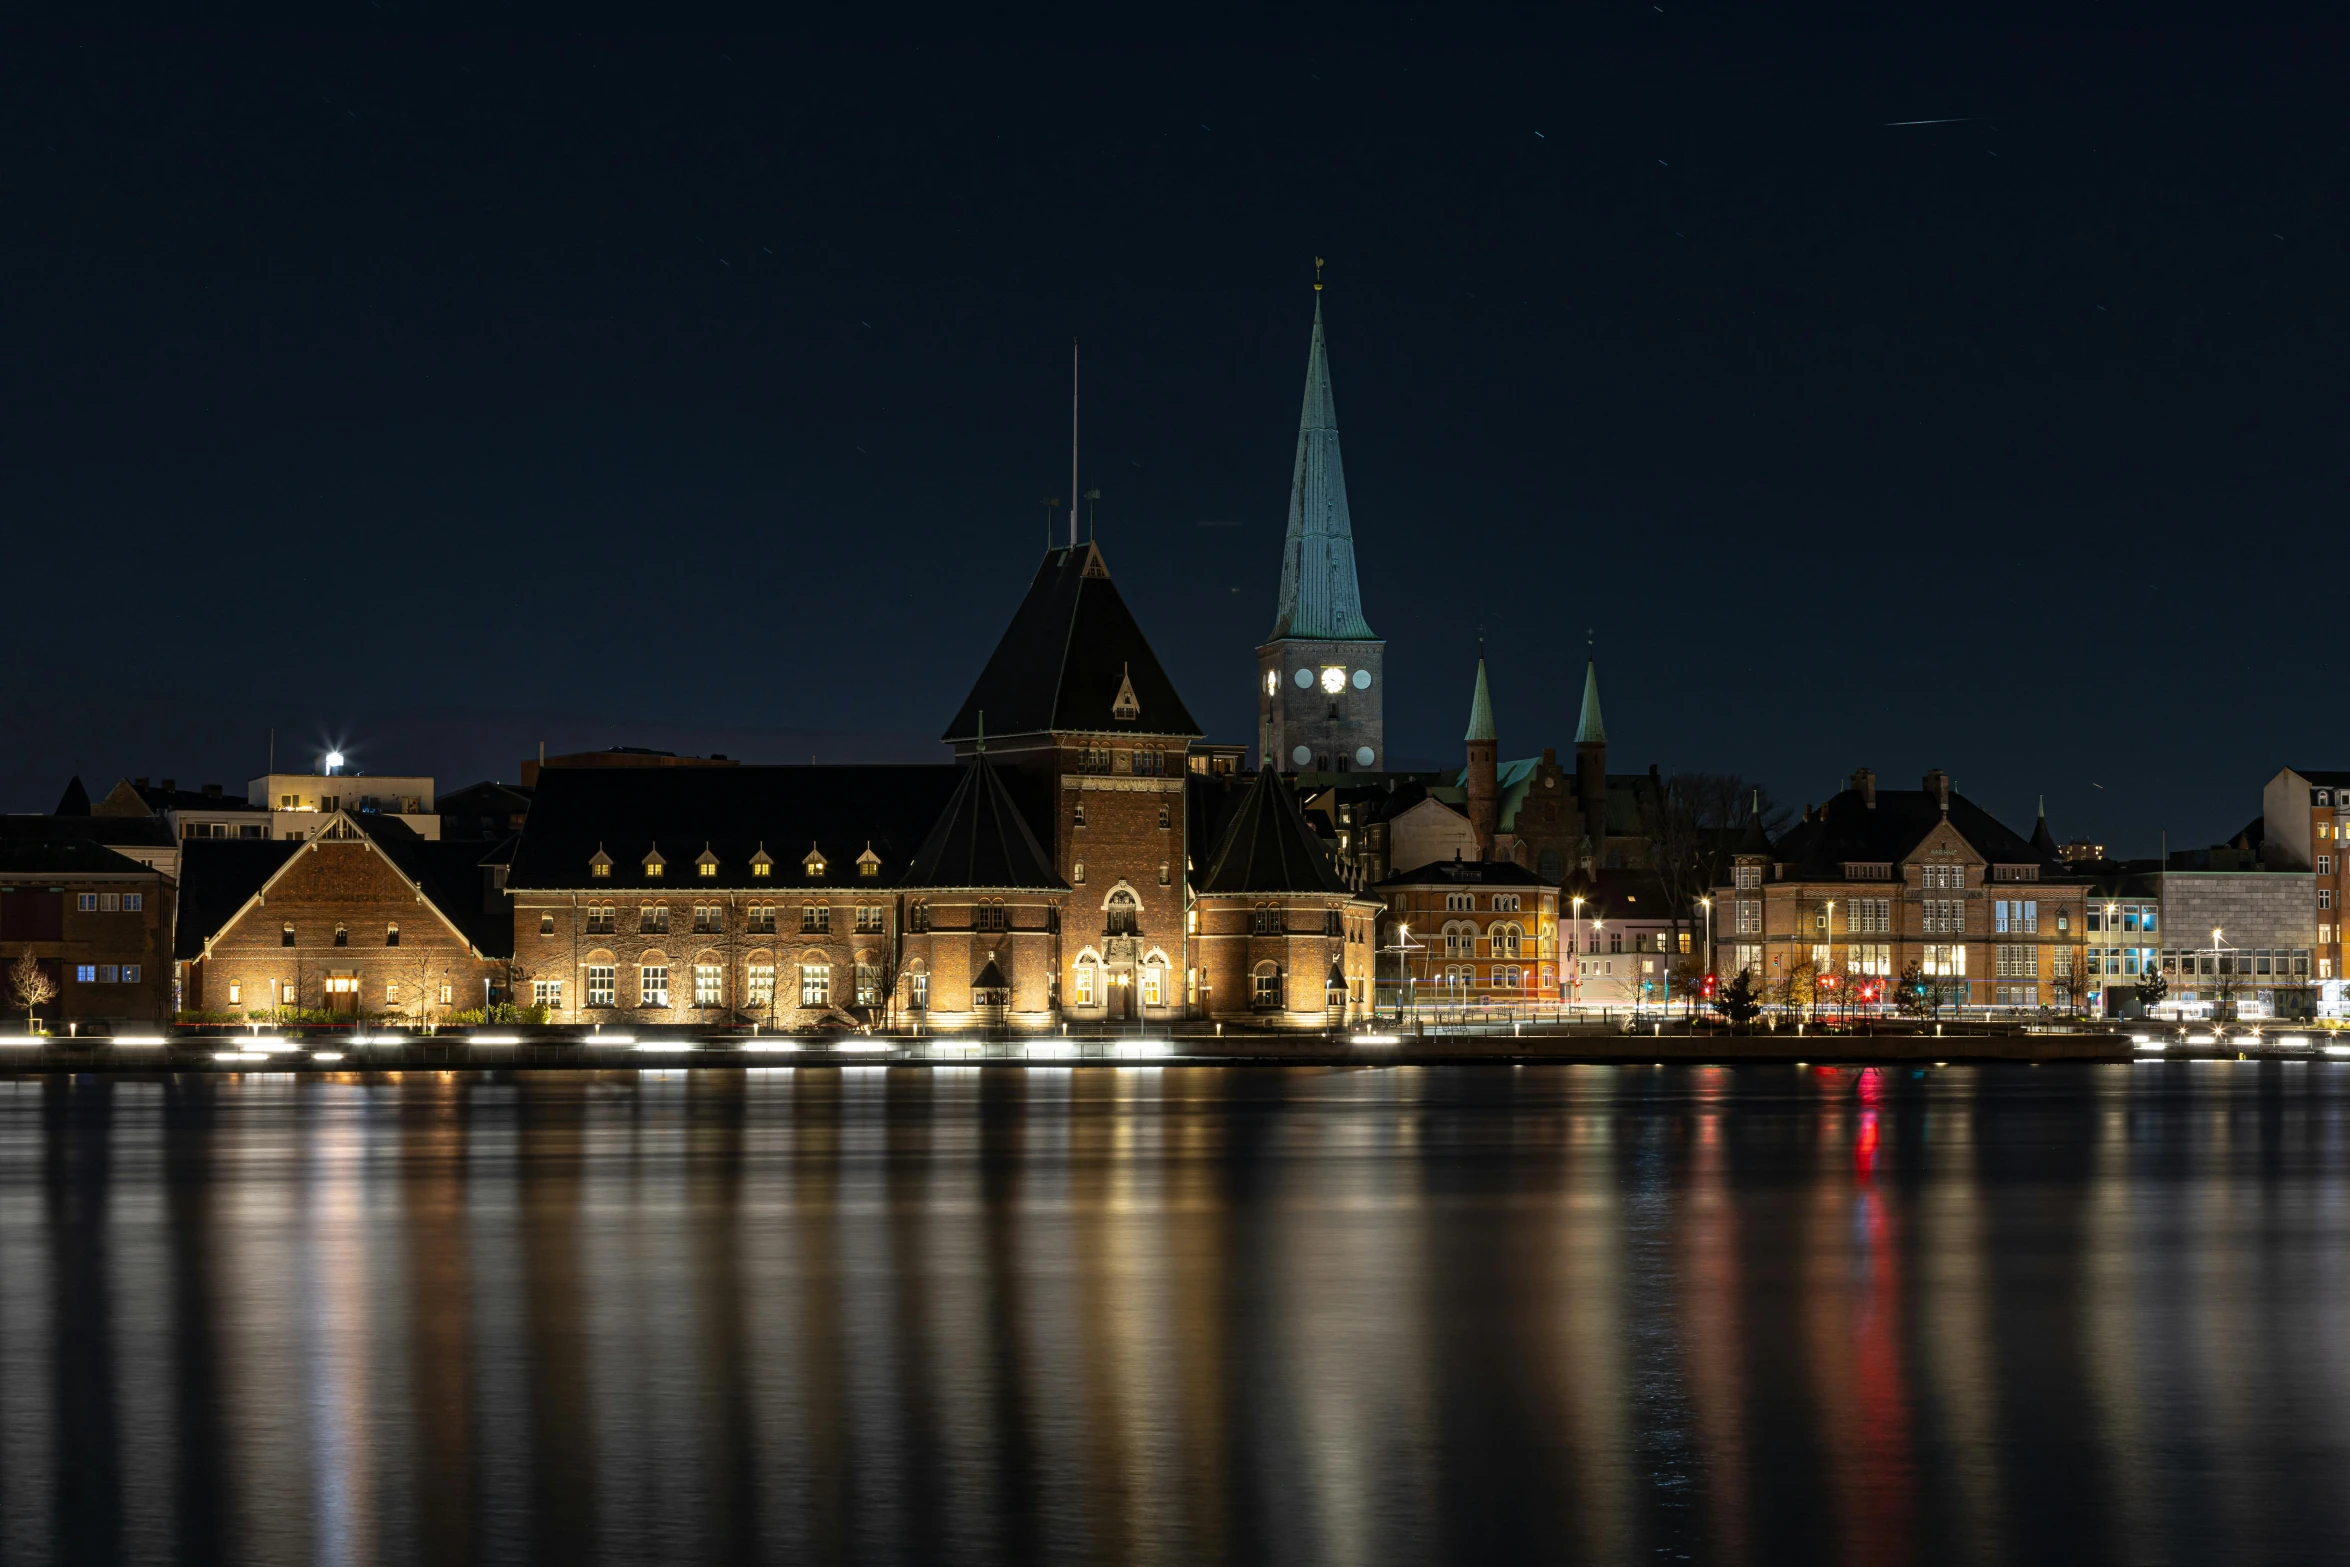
1804,803 -> 1816,823
203,783 -> 222,799
1922,770 -> 1950,812
134,777 -> 149,789
1849,767 -> 1877,808
161,778 -> 175,794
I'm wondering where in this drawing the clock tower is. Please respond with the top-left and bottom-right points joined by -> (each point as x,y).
1257,280 -> 1385,774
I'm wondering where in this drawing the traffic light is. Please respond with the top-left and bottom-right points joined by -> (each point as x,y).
1701,973 -> 1718,999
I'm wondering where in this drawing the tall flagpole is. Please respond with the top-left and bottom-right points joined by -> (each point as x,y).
1069,339 -> 1080,549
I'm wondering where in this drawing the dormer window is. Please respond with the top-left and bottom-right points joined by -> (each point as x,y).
803,844 -> 827,878
857,845 -> 882,879
696,846 -> 720,879
1111,664 -> 1141,721
1842,862 -> 1891,880
590,845 -> 613,878
642,846 -> 666,879
750,845 -> 774,878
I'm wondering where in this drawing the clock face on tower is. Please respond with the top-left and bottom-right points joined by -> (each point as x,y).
1320,666 -> 1347,694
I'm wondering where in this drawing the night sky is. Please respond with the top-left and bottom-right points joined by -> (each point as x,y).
4,8 -> 2342,855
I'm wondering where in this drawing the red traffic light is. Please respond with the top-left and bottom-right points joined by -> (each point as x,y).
1701,973 -> 1718,998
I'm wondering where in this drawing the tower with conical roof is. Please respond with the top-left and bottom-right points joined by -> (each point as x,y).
1464,650 -> 1499,859
1256,268 -> 1385,775
1573,657 -> 1608,862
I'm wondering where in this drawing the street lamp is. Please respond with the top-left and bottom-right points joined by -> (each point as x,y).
1570,895 -> 1586,1013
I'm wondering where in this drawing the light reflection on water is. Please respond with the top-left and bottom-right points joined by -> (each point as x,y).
5,1063 -> 2350,1564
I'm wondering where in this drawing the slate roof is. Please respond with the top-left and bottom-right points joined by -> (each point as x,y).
1371,856 -> 1553,891
1559,865 -> 1679,920
945,544 -> 1201,741
506,764 -> 973,892
902,755 -> 1065,890
0,814 -> 176,852
133,781 -> 261,813
0,840 -> 158,878
1268,294 -> 1378,643
175,840 -> 302,958
354,816 -> 515,958
1195,765 -> 1354,896
1764,785 -> 2074,881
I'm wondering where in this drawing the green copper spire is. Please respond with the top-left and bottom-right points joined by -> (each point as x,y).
1465,650 -> 1496,743
1574,658 -> 1606,745
1268,292 -> 1377,642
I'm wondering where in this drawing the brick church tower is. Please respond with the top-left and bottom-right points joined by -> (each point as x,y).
1256,279 -> 1385,774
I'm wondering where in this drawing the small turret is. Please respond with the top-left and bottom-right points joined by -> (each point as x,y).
1464,650 -> 1498,860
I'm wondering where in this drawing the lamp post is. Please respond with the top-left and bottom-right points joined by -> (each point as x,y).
1570,895 -> 1586,1015
1823,899 -> 1834,1023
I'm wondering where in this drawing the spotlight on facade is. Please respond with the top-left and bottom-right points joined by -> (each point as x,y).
324,751 -> 345,775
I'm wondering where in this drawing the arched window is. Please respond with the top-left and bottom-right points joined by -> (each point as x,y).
1495,922 -> 1522,959
1106,889 -> 1139,937
333,924 -> 349,947
1252,962 -> 1283,1009
1140,960 -> 1165,1008
1073,954 -> 1100,1007
1443,920 -> 1477,957
281,923 -> 296,948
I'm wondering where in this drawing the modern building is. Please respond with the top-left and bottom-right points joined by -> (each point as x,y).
0,840 -> 173,1030
1370,858 -> 1559,1012
249,770 -> 440,840
1559,866 -> 1696,1011
1256,285 -> 1385,775
1716,769 -> 2089,1011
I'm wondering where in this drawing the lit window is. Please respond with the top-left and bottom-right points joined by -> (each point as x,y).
751,860 -> 771,878
74,965 -> 96,983
228,980 -> 244,1005
1074,960 -> 1097,1006
910,971 -> 930,1009
587,966 -> 616,1007
439,983 -> 453,1006
694,965 -> 722,1006
746,965 -> 776,1008
639,965 -> 670,1007
855,963 -> 883,1007
1253,966 -> 1282,1007
800,964 -> 832,1007
533,980 -> 564,1009
698,861 -> 717,878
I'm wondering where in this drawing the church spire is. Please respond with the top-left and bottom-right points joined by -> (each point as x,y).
1574,657 -> 1607,746
1465,645 -> 1496,742
1268,280 -> 1376,642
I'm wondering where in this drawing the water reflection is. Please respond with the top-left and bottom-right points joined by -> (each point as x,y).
8,1063 -> 2350,1564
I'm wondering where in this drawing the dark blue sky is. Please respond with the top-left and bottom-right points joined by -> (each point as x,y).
3,6 -> 2342,854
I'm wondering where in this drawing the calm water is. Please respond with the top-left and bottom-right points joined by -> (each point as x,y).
5,1062 -> 2350,1565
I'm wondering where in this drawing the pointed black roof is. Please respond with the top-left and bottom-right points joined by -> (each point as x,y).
945,544 -> 1201,741
54,776 -> 91,816
902,754 -> 1065,891
1735,794 -> 1772,857
1195,764 -> 1353,896
2029,800 -> 2060,857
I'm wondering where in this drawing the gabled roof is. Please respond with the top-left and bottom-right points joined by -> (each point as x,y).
175,815 -> 514,960
506,764 -> 976,891
902,754 -> 1065,891
175,840 -> 303,958
1196,765 -> 1353,896
1268,294 -> 1377,643
945,544 -> 1201,741
53,776 -> 91,816
1765,784 -> 2073,881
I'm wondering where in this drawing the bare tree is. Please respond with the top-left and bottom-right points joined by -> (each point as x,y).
8,954 -> 56,1032
397,948 -> 453,1032
1642,770 -> 1792,952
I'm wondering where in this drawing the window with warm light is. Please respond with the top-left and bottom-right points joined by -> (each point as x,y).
799,964 -> 831,1007
639,965 -> 669,1007
587,966 -> 615,1007
746,965 -> 776,1008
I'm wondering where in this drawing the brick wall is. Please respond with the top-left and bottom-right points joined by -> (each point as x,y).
191,838 -> 495,1021
0,875 -> 171,1027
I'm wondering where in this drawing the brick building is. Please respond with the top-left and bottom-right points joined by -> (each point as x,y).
1454,655 -> 1658,880
1370,858 -> 1558,1012
177,813 -> 511,1023
1716,769 -> 2089,1011
1192,765 -> 1381,1025
0,841 -> 173,1031
503,765 -> 957,1029
2261,767 -> 2350,981
1559,866 -> 1694,1010
947,540 -> 1202,1022
899,751 -> 1068,1029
